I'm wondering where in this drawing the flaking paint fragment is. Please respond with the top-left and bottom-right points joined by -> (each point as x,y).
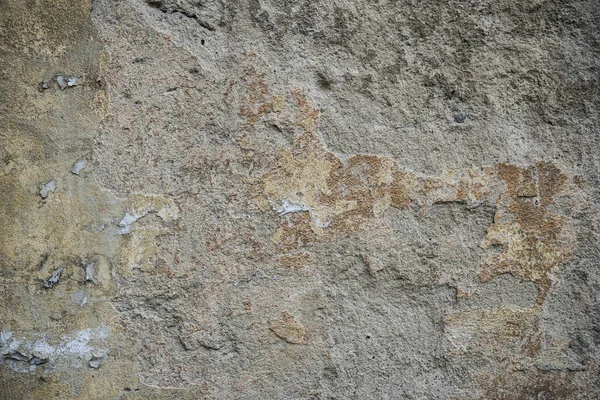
117,194 -> 180,234
276,200 -> 309,216
0,327 -> 110,373
7,351 -> 29,362
56,75 -> 68,90
40,179 -> 56,198
119,211 -> 142,227
55,75 -> 78,90
118,211 -> 143,234
43,267 -> 63,288
71,159 -> 87,174
88,353 -> 104,369
84,262 -> 96,284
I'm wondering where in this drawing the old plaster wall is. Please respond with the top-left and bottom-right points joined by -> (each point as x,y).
1,0 -> 599,398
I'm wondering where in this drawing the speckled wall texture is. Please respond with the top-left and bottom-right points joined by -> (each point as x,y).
1,0 -> 599,398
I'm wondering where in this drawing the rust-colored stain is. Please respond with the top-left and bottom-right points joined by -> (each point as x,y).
226,53 -> 273,126
480,162 -> 573,303
269,311 -> 307,344
256,122 -> 575,304
279,252 -> 310,270
292,88 -> 320,133
231,69 -> 581,394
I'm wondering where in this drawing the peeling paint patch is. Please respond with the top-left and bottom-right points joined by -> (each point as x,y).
0,327 -> 109,373
116,195 -> 180,274
257,132 -> 577,302
83,262 -> 96,284
117,194 -> 179,234
40,179 -> 56,198
43,267 -> 63,289
55,75 -> 78,90
480,162 -> 574,303
275,200 -> 310,216
71,159 -> 88,174
258,132 -> 493,249
118,211 -> 143,234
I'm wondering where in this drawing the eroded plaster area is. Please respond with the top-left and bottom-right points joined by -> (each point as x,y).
2,0 -> 599,398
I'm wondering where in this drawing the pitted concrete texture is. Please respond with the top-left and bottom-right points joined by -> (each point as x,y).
1,0 -> 600,398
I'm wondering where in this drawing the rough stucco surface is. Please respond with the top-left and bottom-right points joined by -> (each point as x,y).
1,0 -> 600,398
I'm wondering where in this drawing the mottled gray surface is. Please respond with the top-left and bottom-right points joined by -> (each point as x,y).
1,0 -> 599,398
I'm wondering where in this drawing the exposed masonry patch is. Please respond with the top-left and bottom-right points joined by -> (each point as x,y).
0,327 -> 109,373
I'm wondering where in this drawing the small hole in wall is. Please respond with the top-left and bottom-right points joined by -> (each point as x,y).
201,39 -> 205,45
366,335 -> 371,339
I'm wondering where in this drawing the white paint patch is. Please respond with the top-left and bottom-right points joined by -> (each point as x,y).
40,179 -> 56,198
276,200 -> 310,216
31,339 -> 55,359
116,195 -> 180,235
71,159 -> 87,174
0,327 -> 110,373
273,199 -> 333,229
84,263 -> 96,283
119,211 -> 143,227
118,211 -> 144,234
56,75 -> 67,90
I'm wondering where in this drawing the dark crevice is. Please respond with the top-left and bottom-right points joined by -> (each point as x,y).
145,0 -> 216,31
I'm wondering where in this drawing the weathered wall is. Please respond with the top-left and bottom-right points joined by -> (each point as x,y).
1,0 -> 599,398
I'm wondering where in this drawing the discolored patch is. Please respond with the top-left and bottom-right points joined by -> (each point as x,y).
444,307 -> 541,358
259,132 -> 416,250
278,252 -> 310,270
255,114 -> 578,303
269,311 -> 307,344
227,54 -> 273,126
481,163 -> 574,303
291,88 -> 321,133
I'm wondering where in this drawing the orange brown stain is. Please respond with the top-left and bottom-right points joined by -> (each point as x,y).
230,63 -> 578,305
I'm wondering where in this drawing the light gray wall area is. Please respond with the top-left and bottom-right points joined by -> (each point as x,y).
1,0 -> 599,398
